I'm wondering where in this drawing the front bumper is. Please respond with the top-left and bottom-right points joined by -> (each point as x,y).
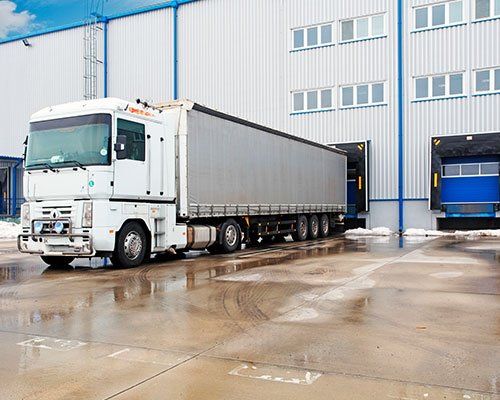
17,233 -> 94,256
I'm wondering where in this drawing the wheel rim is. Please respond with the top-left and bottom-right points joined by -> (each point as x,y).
312,219 -> 319,236
322,217 -> 328,234
124,231 -> 143,260
225,225 -> 238,247
299,219 -> 307,238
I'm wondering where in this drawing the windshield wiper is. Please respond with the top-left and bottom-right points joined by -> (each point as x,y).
60,160 -> 87,170
28,162 -> 58,172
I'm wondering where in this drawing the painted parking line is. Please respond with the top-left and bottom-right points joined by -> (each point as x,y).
17,337 -> 87,351
228,363 -> 321,385
106,347 -> 190,367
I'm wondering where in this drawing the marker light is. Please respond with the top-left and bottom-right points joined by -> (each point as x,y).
82,202 -> 93,228
33,221 -> 43,234
21,203 -> 30,227
54,221 -> 65,234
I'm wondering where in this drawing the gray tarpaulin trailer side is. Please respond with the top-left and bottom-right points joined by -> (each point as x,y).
156,101 -> 346,219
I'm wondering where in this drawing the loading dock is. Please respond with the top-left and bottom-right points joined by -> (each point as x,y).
430,132 -> 500,229
328,141 -> 369,229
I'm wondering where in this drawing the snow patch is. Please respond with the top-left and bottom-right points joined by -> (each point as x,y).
403,228 -> 500,238
0,221 -> 21,240
344,227 -> 393,237
276,307 -> 319,322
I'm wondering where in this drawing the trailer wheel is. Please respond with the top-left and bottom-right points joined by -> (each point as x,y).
308,215 -> 319,239
40,256 -> 75,268
292,214 -> 308,241
218,218 -> 241,253
319,214 -> 330,237
111,221 -> 147,268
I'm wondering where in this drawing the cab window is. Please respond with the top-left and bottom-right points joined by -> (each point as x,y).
117,119 -> 145,161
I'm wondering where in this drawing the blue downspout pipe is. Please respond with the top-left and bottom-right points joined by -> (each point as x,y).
172,2 -> 179,100
397,0 -> 404,234
103,17 -> 108,98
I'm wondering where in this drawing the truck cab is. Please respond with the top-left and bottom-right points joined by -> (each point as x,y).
18,98 -> 187,267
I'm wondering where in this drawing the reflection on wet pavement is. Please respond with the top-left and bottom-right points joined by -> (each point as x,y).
0,235 -> 498,399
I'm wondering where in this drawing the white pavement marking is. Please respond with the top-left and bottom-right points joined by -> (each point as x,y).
17,337 -> 87,351
430,271 -> 463,279
106,347 -> 189,367
228,363 -> 321,385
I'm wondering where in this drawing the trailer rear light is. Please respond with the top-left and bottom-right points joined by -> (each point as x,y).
82,202 -> 93,228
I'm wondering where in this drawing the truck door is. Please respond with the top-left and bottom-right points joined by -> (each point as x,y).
112,117 -> 149,200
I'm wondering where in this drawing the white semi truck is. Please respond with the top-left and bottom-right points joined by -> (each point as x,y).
18,98 -> 346,268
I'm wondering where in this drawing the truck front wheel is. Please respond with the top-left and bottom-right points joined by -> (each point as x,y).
41,256 -> 75,267
111,222 -> 147,268
292,214 -> 308,241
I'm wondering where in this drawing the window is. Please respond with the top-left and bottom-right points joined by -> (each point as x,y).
461,164 -> 480,175
340,13 -> 385,42
307,27 -> 318,46
117,119 -> 145,161
414,72 -> 464,100
475,0 -> 500,19
307,91 -> 318,110
474,67 -> 500,93
292,88 -> 334,113
442,162 -> 499,177
481,162 -> 499,174
414,1 -> 463,31
292,22 -> 334,50
342,87 -> 354,107
293,92 -> 304,111
443,165 -> 460,176
341,82 -> 386,108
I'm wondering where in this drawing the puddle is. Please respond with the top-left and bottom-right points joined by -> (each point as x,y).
430,271 -> 463,279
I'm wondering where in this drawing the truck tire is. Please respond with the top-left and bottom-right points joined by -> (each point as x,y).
111,221 -> 147,268
40,256 -> 74,267
292,214 -> 308,241
218,218 -> 241,253
319,214 -> 330,237
308,215 -> 319,239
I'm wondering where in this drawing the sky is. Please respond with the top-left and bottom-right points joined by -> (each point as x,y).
0,0 -> 164,40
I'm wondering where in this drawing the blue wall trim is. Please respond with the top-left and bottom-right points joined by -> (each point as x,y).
339,35 -> 387,45
103,17 -> 108,98
410,22 -> 466,34
172,3 -> 179,100
411,95 -> 467,103
290,43 -> 335,53
397,0 -> 404,233
290,108 -> 334,116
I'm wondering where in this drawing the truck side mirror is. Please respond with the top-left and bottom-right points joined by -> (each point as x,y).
114,135 -> 127,160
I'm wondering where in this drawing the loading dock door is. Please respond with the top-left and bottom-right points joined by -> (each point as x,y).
441,156 -> 499,209
328,141 -> 369,217
430,133 -> 500,224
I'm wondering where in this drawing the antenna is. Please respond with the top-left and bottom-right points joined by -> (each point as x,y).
83,0 -> 105,100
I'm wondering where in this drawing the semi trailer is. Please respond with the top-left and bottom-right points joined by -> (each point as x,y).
18,98 -> 346,267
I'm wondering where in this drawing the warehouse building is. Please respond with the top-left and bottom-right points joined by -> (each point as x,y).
0,0 -> 499,231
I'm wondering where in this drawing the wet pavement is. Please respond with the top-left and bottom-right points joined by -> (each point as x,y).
0,235 -> 498,400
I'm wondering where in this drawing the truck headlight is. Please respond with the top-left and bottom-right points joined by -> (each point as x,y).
54,221 -> 65,234
21,203 -> 30,227
82,202 -> 93,228
33,221 -> 43,234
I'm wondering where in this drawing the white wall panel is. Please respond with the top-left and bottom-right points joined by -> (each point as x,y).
404,1 -> 500,200
179,0 -> 399,200
0,27 -> 86,156
107,8 -> 173,103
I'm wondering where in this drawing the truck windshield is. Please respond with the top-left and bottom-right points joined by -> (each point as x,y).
26,114 -> 112,170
